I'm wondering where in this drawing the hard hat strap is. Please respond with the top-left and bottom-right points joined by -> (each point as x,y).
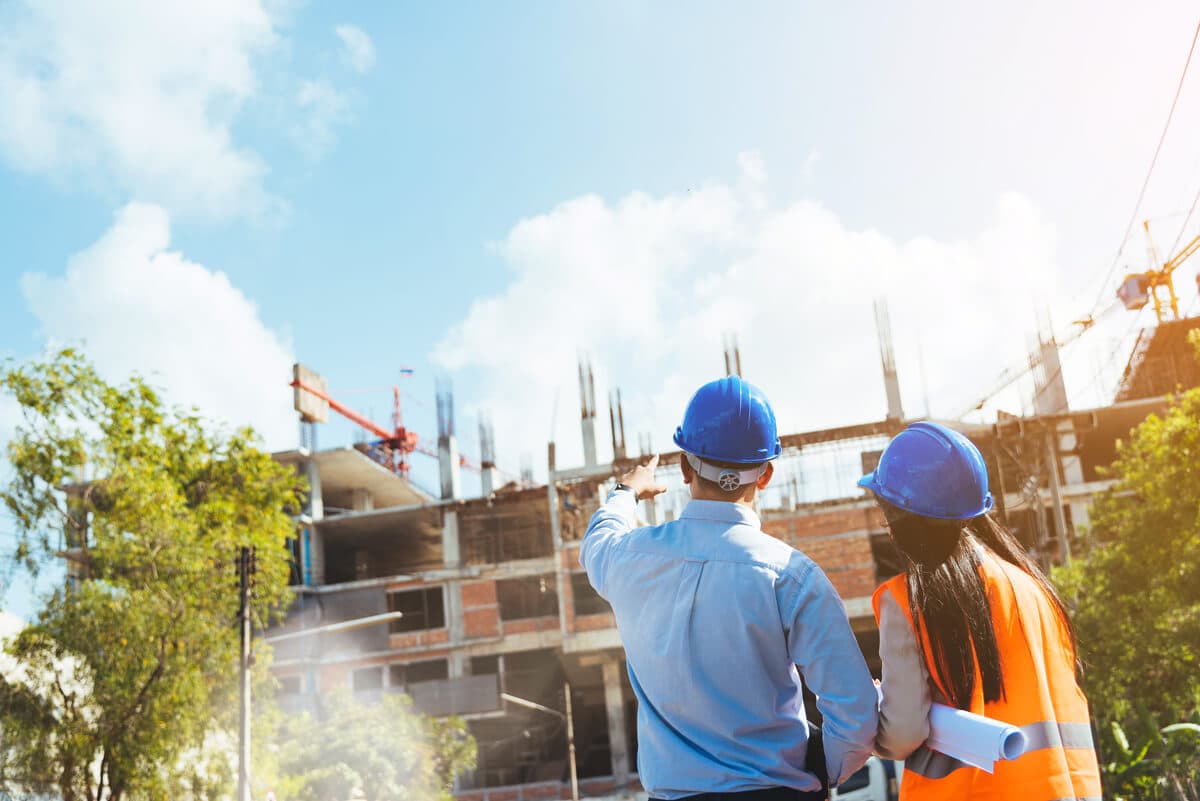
685,453 -> 768,492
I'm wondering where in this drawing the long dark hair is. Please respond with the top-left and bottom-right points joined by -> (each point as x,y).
881,501 -> 1078,709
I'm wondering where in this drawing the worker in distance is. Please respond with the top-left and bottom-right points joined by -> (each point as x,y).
580,376 -> 878,801
862,421 -> 1101,799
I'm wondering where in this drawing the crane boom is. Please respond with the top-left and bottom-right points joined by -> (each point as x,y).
291,375 -> 501,476
954,302 -> 1118,419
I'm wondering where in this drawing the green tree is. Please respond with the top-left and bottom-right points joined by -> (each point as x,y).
1056,340 -> 1200,797
0,350 -> 306,801
275,690 -> 476,801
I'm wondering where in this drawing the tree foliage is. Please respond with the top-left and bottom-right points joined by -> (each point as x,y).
0,350 -> 306,801
1056,343 -> 1200,797
274,690 -> 476,801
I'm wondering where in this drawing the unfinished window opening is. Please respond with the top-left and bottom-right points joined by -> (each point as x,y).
387,587 -> 446,632
352,666 -> 383,691
570,572 -> 611,616
461,507 -> 554,565
501,648 -> 564,707
389,659 -> 449,688
470,654 -> 499,675
497,574 -> 558,620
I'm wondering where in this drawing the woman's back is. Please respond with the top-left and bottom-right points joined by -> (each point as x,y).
878,550 -> 1100,801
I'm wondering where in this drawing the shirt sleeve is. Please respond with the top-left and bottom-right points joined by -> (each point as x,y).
780,565 -> 879,785
578,489 -> 638,599
874,587 -> 932,760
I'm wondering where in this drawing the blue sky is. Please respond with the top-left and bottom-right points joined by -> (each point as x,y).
3,1 -> 1200,611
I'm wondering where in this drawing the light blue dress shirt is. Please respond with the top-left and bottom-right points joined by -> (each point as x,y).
580,491 -> 878,799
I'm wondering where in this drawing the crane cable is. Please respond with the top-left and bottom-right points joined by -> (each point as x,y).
1088,14 -> 1200,316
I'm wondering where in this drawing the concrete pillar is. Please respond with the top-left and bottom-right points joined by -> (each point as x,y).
480,467 -> 498,496
351,487 -> 373,513
446,580 -> 465,677
547,443 -> 570,639
1034,337 -> 1069,416
602,659 -> 631,785
442,509 -> 461,569
439,435 -> 462,501
581,418 -> 597,468
303,454 -> 325,586
443,510 -> 465,677
1057,420 -> 1090,538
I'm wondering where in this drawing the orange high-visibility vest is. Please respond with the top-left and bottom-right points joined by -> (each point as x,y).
873,551 -> 1101,801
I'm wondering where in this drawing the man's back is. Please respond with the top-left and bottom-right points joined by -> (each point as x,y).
581,493 -> 877,800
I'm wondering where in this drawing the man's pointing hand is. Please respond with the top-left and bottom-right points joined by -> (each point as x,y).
619,454 -> 669,501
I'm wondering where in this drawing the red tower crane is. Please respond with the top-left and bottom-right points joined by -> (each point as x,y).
291,374 -> 419,474
290,365 -> 487,476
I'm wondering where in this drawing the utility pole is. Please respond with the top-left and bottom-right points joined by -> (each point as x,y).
499,683 -> 579,801
238,546 -> 254,801
564,682 -> 579,801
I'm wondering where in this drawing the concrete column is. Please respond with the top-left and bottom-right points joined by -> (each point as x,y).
442,509 -> 461,570
439,435 -> 463,500
547,443 -> 570,639
303,448 -> 325,586
581,418 -> 597,467
351,487 -> 373,512
480,467 -> 498,496
602,659 -> 631,786
443,509 -> 465,678
446,580 -> 465,677
1057,420 -> 1091,539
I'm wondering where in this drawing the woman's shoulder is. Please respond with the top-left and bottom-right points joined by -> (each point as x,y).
872,572 -> 909,620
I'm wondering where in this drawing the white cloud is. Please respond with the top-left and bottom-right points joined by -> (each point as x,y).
0,0 -> 280,219
21,203 -> 296,450
294,79 -> 351,159
335,24 -> 376,74
434,153 -> 1092,473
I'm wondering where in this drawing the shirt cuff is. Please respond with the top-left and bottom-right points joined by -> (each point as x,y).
604,488 -> 639,525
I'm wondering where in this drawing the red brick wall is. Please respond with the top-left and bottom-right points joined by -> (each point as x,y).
502,615 -> 558,635
389,628 -> 450,650
463,580 -> 501,639
574,612 -> 616,632
762,505 -> 884,600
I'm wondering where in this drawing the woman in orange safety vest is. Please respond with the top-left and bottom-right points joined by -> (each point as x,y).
858,421 -> 1101,800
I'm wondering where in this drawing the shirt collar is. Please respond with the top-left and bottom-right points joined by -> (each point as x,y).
679,499 -> 761,529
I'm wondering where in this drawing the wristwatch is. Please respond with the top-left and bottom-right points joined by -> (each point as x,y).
614,482 -> 638,500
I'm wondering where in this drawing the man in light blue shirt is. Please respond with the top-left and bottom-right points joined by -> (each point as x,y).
580,377 -> 878,801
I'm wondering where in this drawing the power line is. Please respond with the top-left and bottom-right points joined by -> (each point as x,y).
1089,13 -> 1200,316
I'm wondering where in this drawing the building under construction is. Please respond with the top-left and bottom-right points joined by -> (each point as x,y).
266,313 -> 1200,801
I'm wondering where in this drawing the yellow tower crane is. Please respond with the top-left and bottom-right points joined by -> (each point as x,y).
1116,220 -> 1200,322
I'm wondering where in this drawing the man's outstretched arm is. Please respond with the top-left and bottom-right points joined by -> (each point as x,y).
579,455 -> 667,599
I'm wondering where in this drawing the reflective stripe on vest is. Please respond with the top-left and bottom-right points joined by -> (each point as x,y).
904,718 -> 1096,779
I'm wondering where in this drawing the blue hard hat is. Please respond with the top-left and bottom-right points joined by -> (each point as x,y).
673,376 -> 782,464
857,421 -> 993,520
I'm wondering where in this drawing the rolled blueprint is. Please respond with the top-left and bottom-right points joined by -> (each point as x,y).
926,703 -> 1028,773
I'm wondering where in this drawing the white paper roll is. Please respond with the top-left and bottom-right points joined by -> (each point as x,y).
926,703 -> 1028,774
